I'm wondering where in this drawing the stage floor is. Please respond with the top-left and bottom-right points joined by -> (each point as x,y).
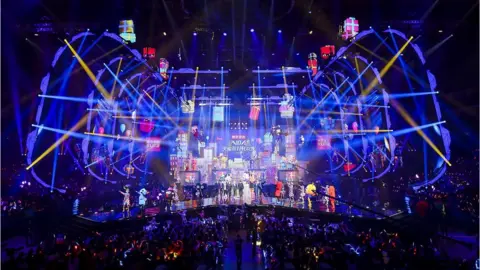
81,195 -> 404,223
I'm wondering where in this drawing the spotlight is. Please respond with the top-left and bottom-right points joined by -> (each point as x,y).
296,53 -> 299,56
106,29 -> 109,32
278,29 -> 282,33
309,30 -> 313,35
163,32 -> 167,36
308,11 -> 312,14
369,26 -> 372,29
388,25 -> 390,28
250,28 -> 254,33
87,28 -> 90,31
223,32 -> 227,36
438,30 -> 443,33
193,32 -> 197,36
34,33 -> 39,36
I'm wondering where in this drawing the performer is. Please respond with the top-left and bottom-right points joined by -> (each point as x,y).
249,173 -> 255,201
165,185 -> 175,212
225,174 -> 232,202
322,185 -> 330,211
237,180 -> 244,201
328,185 -> 336,213
274,177 -> 283,204
306,182 -> 317,210
287,178 -> 294,205
119,186 -> 131,218
137,188 -> 148,216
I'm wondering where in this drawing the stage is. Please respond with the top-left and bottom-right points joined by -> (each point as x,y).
81,195 -> 404,223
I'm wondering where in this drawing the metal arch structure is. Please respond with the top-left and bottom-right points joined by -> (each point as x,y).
27,31 -> 149,191
303,28 -> 450,186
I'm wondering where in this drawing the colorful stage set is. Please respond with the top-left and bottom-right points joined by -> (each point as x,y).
25,18 -> 451,221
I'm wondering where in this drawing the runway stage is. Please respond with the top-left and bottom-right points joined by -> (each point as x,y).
81,195 -> 404,223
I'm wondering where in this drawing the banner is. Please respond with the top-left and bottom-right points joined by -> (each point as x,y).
316,135 -> 332,150
213,106 -> 224,122
227,134 -> 255,152
146,137 -> 161,152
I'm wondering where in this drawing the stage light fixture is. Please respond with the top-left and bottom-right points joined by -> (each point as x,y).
388,25 -> 391,28
250,28 -> 254,32
309,30 -> 313,35
87,28 -> 90,31
296,53 -> 299,55
34,33 -> 39,36
278,30 -> 282,33
369,26 -> 372,29
163,32 -> 167,36
223,32 -> 227,36
438,30 -> 443,33
193,32 -> 197,36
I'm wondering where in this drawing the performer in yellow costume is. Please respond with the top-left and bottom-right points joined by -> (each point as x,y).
306,182 -> 317,210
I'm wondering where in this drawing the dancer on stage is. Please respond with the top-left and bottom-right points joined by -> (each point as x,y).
306,182 -> 317,210
274,176 -> 283,205
287,178 -> 294,206
328,185 -> 336,212
119,186 -> 131,218
225,174 -> 232,202
322,185 -> 330,211
165,185 -> 175,212
136,188 -> 148,216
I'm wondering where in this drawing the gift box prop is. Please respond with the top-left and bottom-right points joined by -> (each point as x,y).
139,119 -> 155,133
143,47 -> 156,59
119,20 -> 136,43
341,17 -> 359,40
249,106 -> 260,121
124,164 -> 135,174
320,45 -> 336,60
316,135 -> 332,150
213,106 -> 224,122
181,98 -> 195,114
279,94 -> 295,119
159,58 -> 169,80
146,137 -> 161,152
343,162 -> 356,172
307,52 -> 318,76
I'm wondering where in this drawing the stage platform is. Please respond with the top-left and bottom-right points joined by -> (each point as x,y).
81,195 -> 403,223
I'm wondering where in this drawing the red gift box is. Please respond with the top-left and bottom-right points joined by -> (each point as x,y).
249,106 -> 260,120
142,47 -> 156,59
139,119 -> 155,133
343,162 -> 356,172
320,45 -> 336,60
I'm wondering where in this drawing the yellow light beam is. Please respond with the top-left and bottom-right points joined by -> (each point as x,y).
389,98 -> 451,166
64,40 -> 111,100
27,112 -> 94,170
354,57 -> 364,92
361,37 -> 413,96
111,57 -> 123,95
